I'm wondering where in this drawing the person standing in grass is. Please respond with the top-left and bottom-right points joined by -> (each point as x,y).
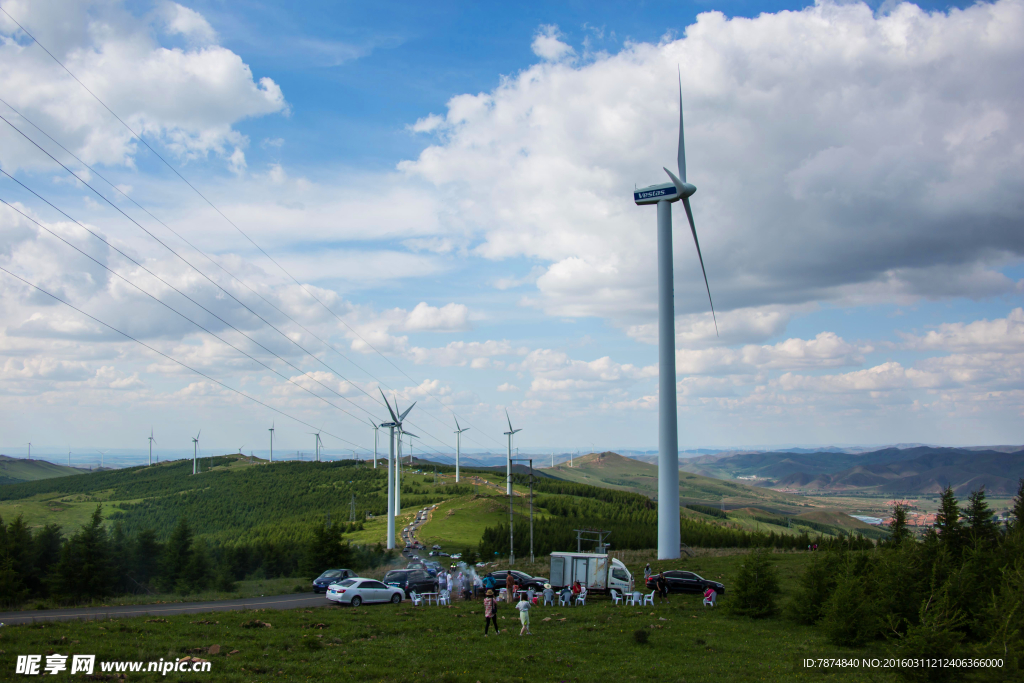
656,572 -> 669,604
516,597 -> 532,636
483,590 -> 500,635
505,572 -> 515,603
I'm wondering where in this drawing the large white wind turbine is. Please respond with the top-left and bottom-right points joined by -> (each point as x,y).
503,410 -> 521,497
379,390 -> 416,549
393,396 -> 417,516
308,427 -> 323,462
192,430 -> 201,475
454,417 -> 469,483
148,428 -> 157,466
633,74 -> 718,560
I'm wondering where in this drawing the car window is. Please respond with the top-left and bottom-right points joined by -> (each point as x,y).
383,572 -> 408,582
362,580 -> 386,589
679,572 -> 696,580
664,571 -> 682,577
612,569 -> 629,581
337,579 -> 357,587
319,570 -> 343,578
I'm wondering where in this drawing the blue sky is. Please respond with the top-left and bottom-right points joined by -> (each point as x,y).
0,0 -> 1022,465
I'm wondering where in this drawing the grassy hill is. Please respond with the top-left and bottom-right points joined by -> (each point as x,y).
0,454 -> 84,485
543,451 -> 817,514
0,455 -> 469,546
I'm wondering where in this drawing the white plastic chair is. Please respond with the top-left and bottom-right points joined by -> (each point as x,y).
438,590 -> 451,606
626,591 -> 641,606
558,593 -> 570,607
575,588 -> 587,606
410,591 -> 423,607
703,591 -> 717,608
643,590 -> 655,606
610,589 -> 622,606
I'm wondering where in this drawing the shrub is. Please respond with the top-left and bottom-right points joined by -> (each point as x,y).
729,549 -> 780,618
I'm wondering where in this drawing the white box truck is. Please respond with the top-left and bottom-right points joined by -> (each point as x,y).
549,552 -> 633,594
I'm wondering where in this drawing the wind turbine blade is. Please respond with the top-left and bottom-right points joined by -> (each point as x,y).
196,429 -> 201,440
453,416 -> 461,432
505,408 -> 513,432
677,68 -> 686,183
399,401 -> 417,421
682,197 -> 718,336
403,431 -> 419,439
513,429 -> 522,435
379,388 -> 399,423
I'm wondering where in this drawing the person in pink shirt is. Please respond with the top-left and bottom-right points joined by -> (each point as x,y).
483,590 -> 500,635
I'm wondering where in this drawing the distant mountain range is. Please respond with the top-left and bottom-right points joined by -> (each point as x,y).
675,446 -> 1024,496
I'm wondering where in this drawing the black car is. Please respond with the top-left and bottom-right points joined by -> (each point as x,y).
484,570 -> 548,592
383,568 -> 438,597
646,570 -> 726,595
312,568 -> 358,594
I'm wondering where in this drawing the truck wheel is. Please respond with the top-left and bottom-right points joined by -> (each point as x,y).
350,596 -> 362,607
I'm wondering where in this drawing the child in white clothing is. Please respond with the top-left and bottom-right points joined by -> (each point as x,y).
516,598 -> 532,635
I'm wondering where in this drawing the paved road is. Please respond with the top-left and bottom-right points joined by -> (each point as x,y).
0,593 -> 330,626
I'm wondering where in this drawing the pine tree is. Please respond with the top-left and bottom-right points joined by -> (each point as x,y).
30,523 -> 63,598
729,549 -> 781,618
1009,478 -> 1024,535
888,500 -> 912,547
159,517 -> 194,593
963,488 -> 998,548
132,529 -> 161,589
934,486 -> 964,556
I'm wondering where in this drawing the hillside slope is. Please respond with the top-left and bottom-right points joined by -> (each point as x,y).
542,451 -> 817,514
0,454 -> 84,484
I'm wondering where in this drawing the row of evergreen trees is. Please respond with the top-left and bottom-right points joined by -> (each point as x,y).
0,506 -> 390,607
782,483 -> 1024,681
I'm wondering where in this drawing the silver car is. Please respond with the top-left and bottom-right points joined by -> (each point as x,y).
326,578 -> 404,607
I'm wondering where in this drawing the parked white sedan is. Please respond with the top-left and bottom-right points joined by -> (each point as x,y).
326,578 -> 404,607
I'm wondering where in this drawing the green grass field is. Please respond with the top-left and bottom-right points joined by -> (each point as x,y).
0,550 -> 900,683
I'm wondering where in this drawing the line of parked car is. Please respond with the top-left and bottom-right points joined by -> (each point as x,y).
313,563 -> 726,607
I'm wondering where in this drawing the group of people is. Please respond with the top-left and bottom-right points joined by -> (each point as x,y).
433,565 -> 484,603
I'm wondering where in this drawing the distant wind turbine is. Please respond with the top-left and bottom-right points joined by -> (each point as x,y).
148,428 -> 156,466
192,430 -> 201,475
268,422 -> 275,463
454,416 -> 469,483
632,71 -> 718,560
368,419 -> 379,468
503,410 -> 521,497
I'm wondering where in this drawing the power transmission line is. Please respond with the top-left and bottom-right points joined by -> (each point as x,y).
0,196 -> 375,444
0,112 -> 496,461
0,5 -> 506,451
0,265 -> 363,448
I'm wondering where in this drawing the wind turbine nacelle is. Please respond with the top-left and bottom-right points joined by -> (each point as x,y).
634,181 -> 695,205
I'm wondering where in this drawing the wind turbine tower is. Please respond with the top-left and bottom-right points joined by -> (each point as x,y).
454,417 -> 469,483
503,410 -> 521,497
148,428 -> 156,466
379,391 -> 416,549
368,419 -> 379,468
268,422 -> 274,463
192,430 -> 201,475
632,74 -> 717,560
